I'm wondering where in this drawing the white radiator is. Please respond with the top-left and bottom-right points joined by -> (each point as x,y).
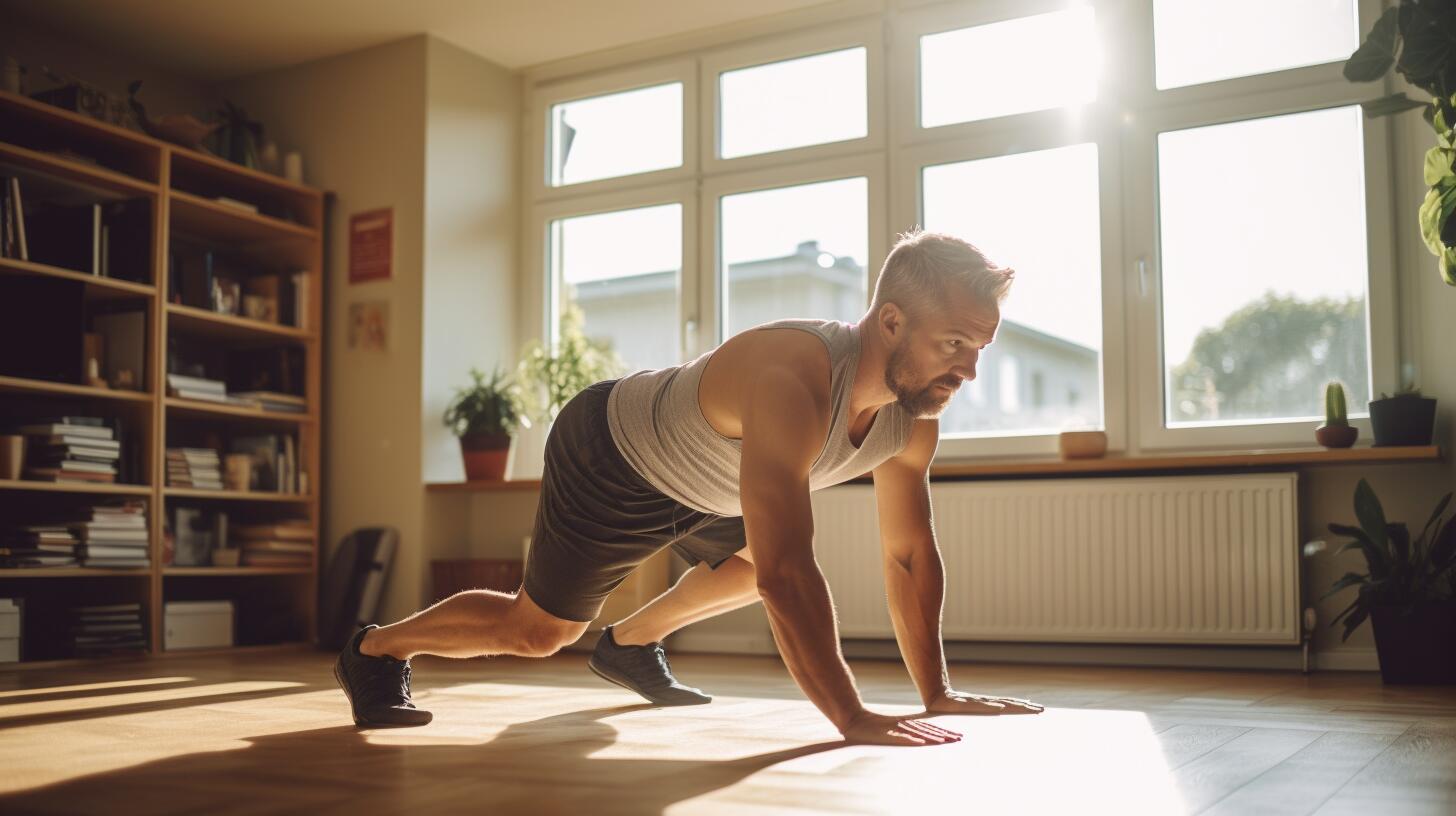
812,473 -> 1300,645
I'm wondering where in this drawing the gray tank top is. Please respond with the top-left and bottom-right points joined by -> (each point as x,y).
606,318 -> 916,517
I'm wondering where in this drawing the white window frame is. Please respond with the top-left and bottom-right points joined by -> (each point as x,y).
890,0 -> 1109,149
894,118 -> 1129,460
701,20 -> 886,176
528,59 -> 698,203
525,182 -> 699,368
699,154 -> 888,354
1125,79 -> 1399,451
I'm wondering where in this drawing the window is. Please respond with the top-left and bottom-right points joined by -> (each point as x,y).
1153,0 -> 1359,90
549,204 -> 683,372
527,3 -> 1393,462
1157,106 -> 1370,426
719,47 -> 867,159
919,6 -> 1098,129
550,83 -> 683,187
718,176 -> 869,339
922,143 -> 1104,436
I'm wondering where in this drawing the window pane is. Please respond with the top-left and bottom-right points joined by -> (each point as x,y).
720,178 -> 868,339
1154,0 -> 1358,89
920,7 -> 1097,129
720,47 -> 867,159
550,204 -> 682,372
1158,106 -> 1369,426
923,143 -> 1103,436
550,83 -> 683,186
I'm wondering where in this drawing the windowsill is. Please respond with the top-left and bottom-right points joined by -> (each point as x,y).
424,445 -> 1441,493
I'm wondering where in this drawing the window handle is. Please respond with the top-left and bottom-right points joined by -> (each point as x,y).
684,318 -> 699,355
1136,257 -> 1149,298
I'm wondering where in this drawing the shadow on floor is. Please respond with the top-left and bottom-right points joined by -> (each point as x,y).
0,702 -> 847,815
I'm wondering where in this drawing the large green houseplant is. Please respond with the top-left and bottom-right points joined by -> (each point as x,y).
1323,478 -> 1456,683
443,367 -> 523,481
1345,0 -> 1456,285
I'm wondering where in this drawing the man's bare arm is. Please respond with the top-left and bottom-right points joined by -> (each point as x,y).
740,360 -> 958,745
871,419 -> 952,704
873,419 -> 1046,717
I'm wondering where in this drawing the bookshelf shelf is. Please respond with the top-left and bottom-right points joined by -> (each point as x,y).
0,478 -> 151,496
0,89 -> 325,666
169,189 -> 317,243
0,256 -> 156,300
0,140 -> 160,199
163,567 -> 313,577
165,397 -> 313,425
162,487 -> 312,503
0,374 -> 152,402
165,303 -> 314,342
0,567 -> 151,578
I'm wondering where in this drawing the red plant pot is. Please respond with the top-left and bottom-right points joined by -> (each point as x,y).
459,433 -> 511,481
1315,424 -> 1358,449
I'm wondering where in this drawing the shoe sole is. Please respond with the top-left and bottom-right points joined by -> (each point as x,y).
333,659 -> 430,728
586,657 -> 711,706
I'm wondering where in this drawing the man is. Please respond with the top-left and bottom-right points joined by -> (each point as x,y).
335,230 -> 1044,746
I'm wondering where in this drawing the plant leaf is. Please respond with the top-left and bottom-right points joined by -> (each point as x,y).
1320,571 -> 1369,600
1345,6 -> 1401,82
1340,607 -> 1370,642
1426,146 -> 1456,186
1329,598 -> 1359,627
1388,522 -> 1412,567
1327,522 -> 1372,545
1354,479 -> 1390,554
1431,515 -> 1456,571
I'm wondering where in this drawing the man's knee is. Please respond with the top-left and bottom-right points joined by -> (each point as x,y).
515,625 -> 581,657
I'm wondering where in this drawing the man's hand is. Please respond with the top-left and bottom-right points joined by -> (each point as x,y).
839,710 -> 963,746
923,688 -> 1045,716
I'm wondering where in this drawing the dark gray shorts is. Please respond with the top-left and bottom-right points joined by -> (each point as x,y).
522,379 -> 747,623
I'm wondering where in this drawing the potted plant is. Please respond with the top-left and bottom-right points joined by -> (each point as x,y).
1324,478 -> 1456,684
1344,1 -> 1456,285
516,302 -> 623,425
1315,381 -> 1358,449
1369,384 -> 1437,447
443,367 -> 522,482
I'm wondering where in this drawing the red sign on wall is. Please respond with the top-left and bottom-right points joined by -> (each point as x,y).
349,208 -> 393,284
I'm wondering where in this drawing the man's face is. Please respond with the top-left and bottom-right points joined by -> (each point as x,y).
883,288 -> 999,419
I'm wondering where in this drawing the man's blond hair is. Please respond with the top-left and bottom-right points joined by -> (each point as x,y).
869,229 -> 1014,322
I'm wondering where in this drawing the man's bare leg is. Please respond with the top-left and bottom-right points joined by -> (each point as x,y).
360,588 -> 587,660
610,551 -> 760,646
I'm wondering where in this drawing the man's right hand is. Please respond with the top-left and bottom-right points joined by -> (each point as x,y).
839,710 -> 962,746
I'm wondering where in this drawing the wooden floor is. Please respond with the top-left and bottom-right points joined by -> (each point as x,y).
0,649 -> 1453,815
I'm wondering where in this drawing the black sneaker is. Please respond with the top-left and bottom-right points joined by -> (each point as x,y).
333,625 -> 433,727
587,625 -> 711,706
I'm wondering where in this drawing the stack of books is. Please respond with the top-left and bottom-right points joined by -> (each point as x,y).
72,602 -> 146,656
17,417 -> 119,483
167,373 -> 254,407
0,524 -> 79,568
232,391 -> 307,414
166,447 -> 223,490
236,519 -> 313,567
75,501 -> 149,568
230,433 -> 301,493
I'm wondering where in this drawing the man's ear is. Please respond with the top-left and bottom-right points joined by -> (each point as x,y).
877,302 -> 907,341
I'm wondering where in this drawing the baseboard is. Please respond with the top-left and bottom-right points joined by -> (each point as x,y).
669,633 -> 1381,673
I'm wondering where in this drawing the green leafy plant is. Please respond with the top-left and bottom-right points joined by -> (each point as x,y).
443,367 -> 522,439
1345,1 -> 1456,285
1324,381 -> 1349,427
1323,478 -> 1456,641
1377,383 -> 1425,400
517,301 -> 624,423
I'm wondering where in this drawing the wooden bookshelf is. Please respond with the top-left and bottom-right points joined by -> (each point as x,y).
0,89 -> 325,666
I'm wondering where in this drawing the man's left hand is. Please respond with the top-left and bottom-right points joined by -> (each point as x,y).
923,689 -> 1045,716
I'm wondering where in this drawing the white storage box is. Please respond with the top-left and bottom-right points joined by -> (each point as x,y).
0,638 -> 17,662
164,600 -> 235,650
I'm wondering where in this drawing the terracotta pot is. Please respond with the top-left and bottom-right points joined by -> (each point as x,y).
1314,424 -> 1358,449
459,433 -> 511,481
1058,430 -> 1107,460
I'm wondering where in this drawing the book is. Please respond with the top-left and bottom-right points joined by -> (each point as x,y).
23,468 -> 116,483
8,177 -> 27,261
233,521 -> 312,541
15,423 -> 113,439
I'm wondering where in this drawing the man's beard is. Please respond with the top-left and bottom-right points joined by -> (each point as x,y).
884,342 -> 960,419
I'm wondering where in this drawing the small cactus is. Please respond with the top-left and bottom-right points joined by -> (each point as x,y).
1324,381 -> 1348,427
